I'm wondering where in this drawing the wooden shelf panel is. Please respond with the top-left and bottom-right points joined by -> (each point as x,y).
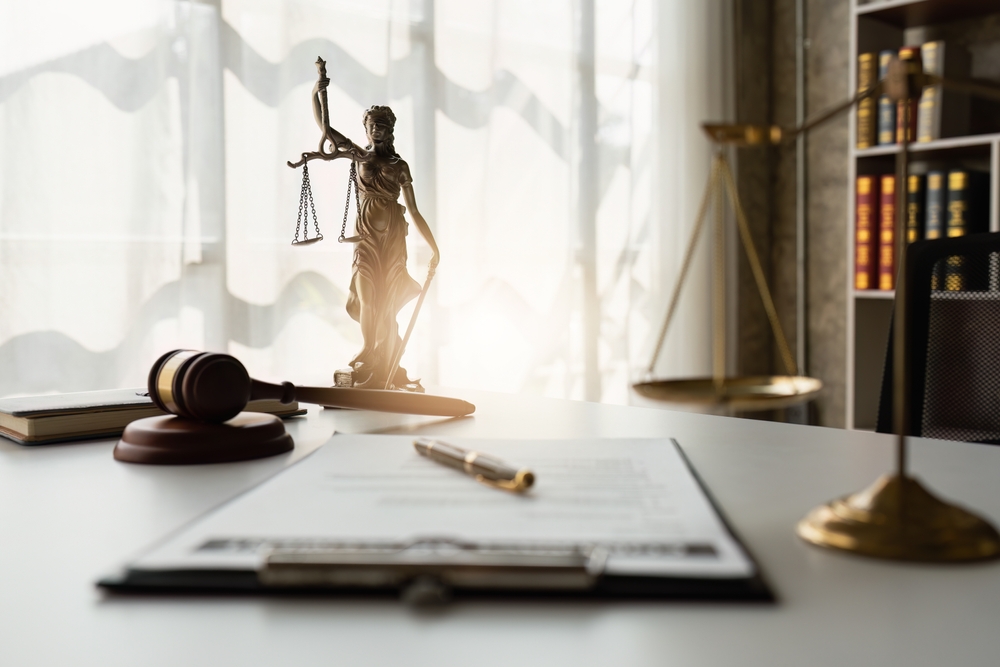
855,289 -> 895,299
854,133 -> 1000,159
856,0 -> 1000,28
854,289 -> 1000,300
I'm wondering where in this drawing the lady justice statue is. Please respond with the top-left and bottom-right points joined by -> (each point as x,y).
288,58 -> 439,390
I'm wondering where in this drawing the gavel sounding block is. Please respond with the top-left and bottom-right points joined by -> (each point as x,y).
114,412 -> 294,465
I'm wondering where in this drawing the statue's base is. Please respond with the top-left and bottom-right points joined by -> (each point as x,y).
335,365 -> 425,393
114,413 -> 293,465
797,474 -> 1000,562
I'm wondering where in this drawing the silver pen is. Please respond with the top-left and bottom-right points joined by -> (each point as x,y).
413,438 -> 535,492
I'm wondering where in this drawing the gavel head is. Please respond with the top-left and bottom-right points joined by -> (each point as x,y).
148,350 -> 251,423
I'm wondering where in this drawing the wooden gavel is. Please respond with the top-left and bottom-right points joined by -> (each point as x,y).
148,350 -> 475,422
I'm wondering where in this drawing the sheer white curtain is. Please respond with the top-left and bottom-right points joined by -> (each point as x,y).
0,0 -> 729,402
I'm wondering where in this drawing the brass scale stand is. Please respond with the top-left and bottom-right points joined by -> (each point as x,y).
287,58 -> 433,390
637,56 -> 1000,562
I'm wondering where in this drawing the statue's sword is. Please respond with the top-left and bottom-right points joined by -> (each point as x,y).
384,263 -> 436,390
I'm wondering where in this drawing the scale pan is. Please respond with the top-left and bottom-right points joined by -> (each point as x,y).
632,375 -> 822,411
291,235 -> 324,247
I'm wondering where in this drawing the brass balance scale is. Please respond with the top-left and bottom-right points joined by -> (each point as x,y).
637,55 -> 1000,563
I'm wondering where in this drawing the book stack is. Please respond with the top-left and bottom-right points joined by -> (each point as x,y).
855,169 -> 989,292
856,41 -> 970,148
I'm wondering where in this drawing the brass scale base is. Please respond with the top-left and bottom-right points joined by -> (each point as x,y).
799,474 -> 1000,562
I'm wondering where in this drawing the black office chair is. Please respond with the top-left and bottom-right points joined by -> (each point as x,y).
876,232 -> 1000,444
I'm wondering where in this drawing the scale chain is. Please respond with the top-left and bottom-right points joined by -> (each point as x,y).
292,162 -> 323,245
293,165 -> 306,244
340,161 -> 360,242
307,164 -> 321,241
302,164 -> 323,240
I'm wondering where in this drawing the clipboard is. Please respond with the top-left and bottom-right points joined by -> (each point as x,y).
98,436 -> 774,603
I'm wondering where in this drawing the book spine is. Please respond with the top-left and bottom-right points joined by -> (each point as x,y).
855,175 -> 878,290
946,170 -> 969,239
926,171 -> 945,290
879,174 -> 896,290
945,171 -> 968,290
906,174 -> 925,243
896,46 -> 921,143
944,170 -> 990,291
877,50 -> 896,145
944,170 -> 988,237
917,41 -> 943,142
897,100 -> 919,143
857,53 -> 877,149
925,171 -> 945,240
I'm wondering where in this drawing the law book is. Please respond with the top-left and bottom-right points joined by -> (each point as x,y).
0,388 -> 306,445
944,170 -> 990,291
855,175 -> 879,290
896,46 -> 921,144
925,170 -> 946,290
856,52 -> 877,149
877,50 -> 896,145
906,174 -> 925,243
917,41 -> 971,142
878,174 -> 896,290
925,171 -> 946,241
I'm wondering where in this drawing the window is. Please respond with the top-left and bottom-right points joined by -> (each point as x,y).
0,0 -> 730,402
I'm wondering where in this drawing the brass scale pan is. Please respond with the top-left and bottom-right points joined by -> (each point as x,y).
633,376 -> 822,411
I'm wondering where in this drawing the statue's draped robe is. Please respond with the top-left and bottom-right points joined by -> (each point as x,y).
346,157 -> 421,386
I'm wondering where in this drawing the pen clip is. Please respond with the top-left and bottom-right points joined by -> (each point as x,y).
474,469 -> 534,493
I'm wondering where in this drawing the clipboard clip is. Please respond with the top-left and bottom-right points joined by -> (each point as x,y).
257,539 -> 608,603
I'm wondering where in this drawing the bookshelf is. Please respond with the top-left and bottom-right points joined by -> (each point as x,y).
847,0 -> 1000,430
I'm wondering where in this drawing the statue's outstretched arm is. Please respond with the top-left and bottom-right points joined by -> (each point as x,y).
288,58 -> 365,168
312,78 -> 356,154
400,164 -> 440,267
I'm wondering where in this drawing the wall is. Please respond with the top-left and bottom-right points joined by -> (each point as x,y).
734,0 -> 850,427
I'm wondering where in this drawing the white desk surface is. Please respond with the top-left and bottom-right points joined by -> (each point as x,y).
2,388 -> 1000,666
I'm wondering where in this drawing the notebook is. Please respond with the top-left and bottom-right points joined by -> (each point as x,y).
0,388 -> 305,445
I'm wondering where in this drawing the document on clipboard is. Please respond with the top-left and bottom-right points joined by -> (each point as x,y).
99,436 -> 772,601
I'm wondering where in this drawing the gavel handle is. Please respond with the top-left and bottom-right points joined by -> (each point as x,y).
249,380 -> 475,417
